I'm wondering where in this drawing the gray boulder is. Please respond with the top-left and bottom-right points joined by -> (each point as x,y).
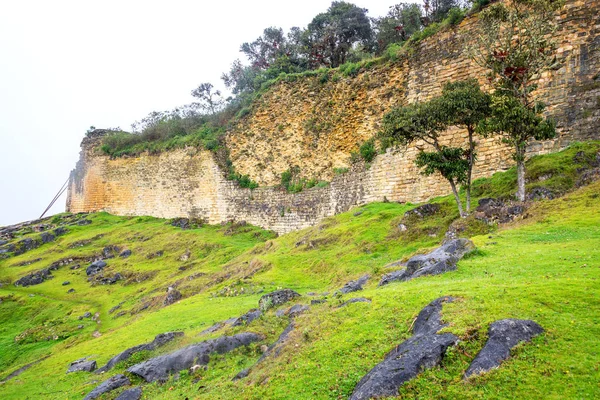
339,297 -> 371,307
127,332 -> 262,382
349,296 -> 457,400
464,319 -> 543,378
164,287 -> 182,305
231,309 -> 262,327
115,387 -> 142,400
276,304 -> 309,318
337,274 -> 370,294
14,268 -> 53,287
96,332 -> 184,374
404,203 -> 440,219
86,260 -> 107,276
234,320 -> 296,380
259,289 -> 300,310
259,321 -> 295,362
83,374 -> 130,400
67,358 -> 97,373
199,309 -> 263,335
119,249 -> 132,258
378,269 -> 408,286
379,239 -> 475,286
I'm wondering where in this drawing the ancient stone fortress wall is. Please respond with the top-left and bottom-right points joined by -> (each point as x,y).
67,0 -> 600,234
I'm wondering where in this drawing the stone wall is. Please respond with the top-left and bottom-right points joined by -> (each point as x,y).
64,129 -> 519,235
67,0 -> 600,234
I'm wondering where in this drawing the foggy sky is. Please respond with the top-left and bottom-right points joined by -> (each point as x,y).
0,0 -> 414,226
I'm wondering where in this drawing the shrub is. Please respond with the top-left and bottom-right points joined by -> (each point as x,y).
443,7 -> 465,27
359,139 -> 377,162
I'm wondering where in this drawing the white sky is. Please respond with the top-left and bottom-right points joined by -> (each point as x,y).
0,0 -> 417,226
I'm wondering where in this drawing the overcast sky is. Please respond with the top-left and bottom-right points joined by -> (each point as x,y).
0,0 -> 417,226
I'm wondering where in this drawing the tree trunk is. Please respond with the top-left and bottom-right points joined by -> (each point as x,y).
466,127 -> 475,213
516,144 -> 526,202
448,179 -> 465,218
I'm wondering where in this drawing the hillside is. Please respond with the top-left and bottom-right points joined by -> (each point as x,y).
1,143 -> 599,399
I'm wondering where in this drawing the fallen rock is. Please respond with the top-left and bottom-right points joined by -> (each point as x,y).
339,298 -> 371,307
464,319 -> 543,378
259,289 -> 300,310
102,245 -> 121,259
231,309 -> 262,327
232,368 -> 250,381
115,387 -> 142,400
96,332 -> 184,374
199,309 -> 262,335
108,303 -> 123,314
62,281 -> 70,286
577,167 -> 600,187
67,357 -> 97,373
475,198 -> 525,224
259,321 -> 295,362
164,287 -> 182,306
40,232 -> 55,243
119,249 -> 132,258
404,203 -> 440,219
526,187 -> 555,201
337,274 -> 370,294
349,297 -> 457,400
67,288 -> 75,293
83,374 -> 130,400
379,239 -> 475,286
127,332 -> 262,383
93,273 -> 123,285
146,250 -> 164,259
378,269 -> 408,286
276,304 -> 309,317
86,260 -> 107,276
233,321 -> 296,380
14,268 -> 54,287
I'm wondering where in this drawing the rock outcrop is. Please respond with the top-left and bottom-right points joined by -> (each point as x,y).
379,239 -> 475,286
464,319 -> 543,378
337,274 -> 370,294
67,358 -> 97,373
86,260 -> 107,276
259,289 -> 300,310
96,332 -> 184,374
115,387 -> 142,400
83,374 -> 131,400
128,332 -> 262,383
349,297 -> 458,400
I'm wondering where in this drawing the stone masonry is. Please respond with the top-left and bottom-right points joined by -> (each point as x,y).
67,0 -> 600,234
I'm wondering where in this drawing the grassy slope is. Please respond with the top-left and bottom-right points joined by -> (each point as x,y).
0,144 -> 599,399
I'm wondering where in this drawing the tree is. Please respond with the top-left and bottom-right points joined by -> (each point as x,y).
478,95 -> 556,199
437,79 -> 491,212
191,82 -> 224,115
424,0 -> 462,23
222,27 -> 307,95
380,101 -> 469,217
303,1 -> 373,68
471,0 -> 564,201
373,3 -> 423,53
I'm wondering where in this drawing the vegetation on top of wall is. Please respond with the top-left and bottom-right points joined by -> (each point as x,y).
96,1 -> 487,160
280,166 -> 327,193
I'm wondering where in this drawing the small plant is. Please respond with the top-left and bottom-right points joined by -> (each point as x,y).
359,139 -> 377,163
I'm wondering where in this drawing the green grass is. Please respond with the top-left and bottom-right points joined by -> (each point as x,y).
1,144 -> 599,399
